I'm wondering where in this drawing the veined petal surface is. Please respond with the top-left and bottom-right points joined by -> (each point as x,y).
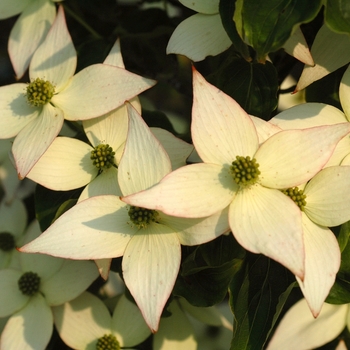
12,103 -> 64,178
1,294 -> 53,350
53,292 -> 110,350
20,196 -> 137,259
192,68 -> 259,165
0,269 -> 29,317
0,198 -> 27,239
0,0 -> 30,19
283,27 -> 314,66
104,38 -> 125,67
151,127 -> 193,170
304,166 -> 350,226
26,137 -> 97,191
271,103 -> 347,129
249,115 -> 281,144
42,260 -> 99,306
29,6 -> 76,92
83,104 -> 129,163
267,299 -> 348,350
78,167 -> 121,202
229,184 -> 305,278
9,0 -> 56,80
0,83 -> 39,138
296,214 -> 340,317
118,103 -> 171,196
123,226 -> 181,332
256,124 -> 350,189
296,25 -> 350,91
161,206 -> 230,246
122,163 -> 235,218
270,103 -> 350,167
112,294 -> 151,347
52,64 -> 155,121
166,14 -> 232,62
153,300 -> 197,350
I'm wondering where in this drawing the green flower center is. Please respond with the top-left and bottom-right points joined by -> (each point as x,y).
230,156 -> 260,187
281,187 -> 307,211
18,271 -> 41,296
96,334 -> 120,350
91,144 -> 116,170
26,78 -> 55,107
0,232 -> 15,251
128,206 -> 159,228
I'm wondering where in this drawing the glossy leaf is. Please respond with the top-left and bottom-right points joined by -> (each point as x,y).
210,58 -> 278,119
174,235 -> 244,307
219,0 -> 250,60
229,254 -> 295,350
327,229 -> 350,304
234,0 -> 322,61
35,184 -> 82,232
325,0 -> 350,35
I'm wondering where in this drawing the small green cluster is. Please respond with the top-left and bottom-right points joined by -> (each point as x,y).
281,187 -> 307,210
26,78 -> 55,107
0,232 -> 15,251
230,156 -> 261,186
96,334 -> 120,350
18,271 -> 41,296
128,206 -> 158,228
91,144 -> 116,170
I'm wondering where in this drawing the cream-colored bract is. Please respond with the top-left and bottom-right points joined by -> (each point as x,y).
0,6 -> 156,179
122,68 -> 350,287
20,103 -> 229,332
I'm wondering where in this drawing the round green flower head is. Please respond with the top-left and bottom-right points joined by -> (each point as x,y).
230,156 -> 260,187
281,187 -> 307,211
128,206 -> 159,228
96,334 -> 120,350
91,144 -> 116,170
0,232 -> 15,251
26,78 -> 55,107
18,271 -> 41,296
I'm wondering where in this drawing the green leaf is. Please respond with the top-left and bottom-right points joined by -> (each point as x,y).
338,221 -> 350,253
325,0 -> 350,35
173,235 -> 245,307
229,254 -> 295,350
326,278 -> 350,304
327,228 -> 350,304
219,0 -> 251,60
234,0 -> 322,61
209,58 -> 278,119
35,185 -> 82,232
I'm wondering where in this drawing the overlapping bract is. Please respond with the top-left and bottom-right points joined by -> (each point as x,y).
1,2 -> 350,349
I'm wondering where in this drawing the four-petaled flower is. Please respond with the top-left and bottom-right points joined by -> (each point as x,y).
0,0 -> 58,79
122,68 -> 350,281
0,220 -> 98,350
0,6 -> 155,179
20,103 -> 229,332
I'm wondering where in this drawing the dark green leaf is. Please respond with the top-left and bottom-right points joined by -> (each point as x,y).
326,229 -> 350,303
219,0 -> 251,60
338,221 -> 350,253
326,278 -> 350,304
305,65 -> 346,109
174,235 -> 245,307
35,185 -> 82,232
229,254 -> 295,350
325,0 -> 350,35
235,0 -> 322,61
209,58 -> 278,119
